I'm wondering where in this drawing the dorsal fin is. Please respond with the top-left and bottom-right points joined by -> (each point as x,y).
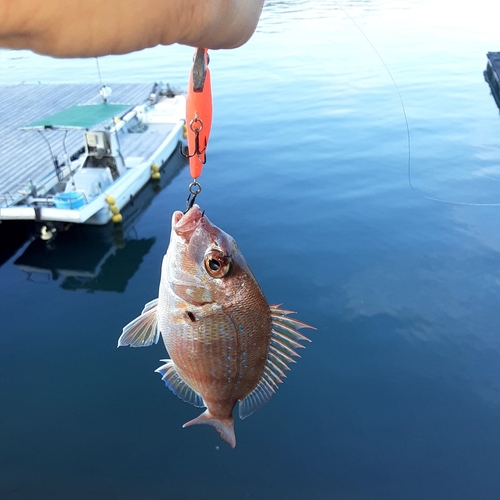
155,359 -> 205,408
238,305 -> 314,419
118,299 -> 159,347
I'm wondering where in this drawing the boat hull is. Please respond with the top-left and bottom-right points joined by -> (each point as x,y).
0,100 -> 185,226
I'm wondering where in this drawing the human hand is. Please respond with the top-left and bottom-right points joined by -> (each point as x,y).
0,0 -> 264,57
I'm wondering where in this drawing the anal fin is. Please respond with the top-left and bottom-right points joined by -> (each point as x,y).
239,378 -> 276,419
118,298 -> 159,347
155,359 -> 204,408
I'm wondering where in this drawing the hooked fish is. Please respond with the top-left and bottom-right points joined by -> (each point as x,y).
118,205 -> 314,447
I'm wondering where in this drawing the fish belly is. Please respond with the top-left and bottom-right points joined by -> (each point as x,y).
160,302 -> 272,418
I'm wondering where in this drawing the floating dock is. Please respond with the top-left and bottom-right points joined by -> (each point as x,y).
0,83 -> 155,207
485,52 -> 500,109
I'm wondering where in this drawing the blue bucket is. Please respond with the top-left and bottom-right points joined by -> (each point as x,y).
53,192 -> 86,209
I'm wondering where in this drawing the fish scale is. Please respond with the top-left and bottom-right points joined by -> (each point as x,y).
167,305 -> 271,406
118,205 -> 314,448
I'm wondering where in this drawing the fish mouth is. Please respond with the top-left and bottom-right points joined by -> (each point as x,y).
172,205 -> 203,243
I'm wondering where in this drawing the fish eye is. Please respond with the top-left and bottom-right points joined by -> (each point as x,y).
208,259 -> 220,271
204,249 -> 231,278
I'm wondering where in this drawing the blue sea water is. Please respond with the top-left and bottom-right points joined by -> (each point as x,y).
2,1 -> 500,498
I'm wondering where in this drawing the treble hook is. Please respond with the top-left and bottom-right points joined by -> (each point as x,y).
185,180 -> 202,213
180,116 -> 207,164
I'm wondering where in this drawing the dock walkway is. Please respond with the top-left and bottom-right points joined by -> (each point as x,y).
0,83 -> 154,207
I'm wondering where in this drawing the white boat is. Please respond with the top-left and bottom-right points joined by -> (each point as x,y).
0,84 -> 186,227
12,151 -> 187,289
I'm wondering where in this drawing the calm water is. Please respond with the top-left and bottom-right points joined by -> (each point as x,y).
2,1 -> 500,498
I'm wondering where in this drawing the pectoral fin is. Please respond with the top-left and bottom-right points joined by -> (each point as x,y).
118,299 -> 159,347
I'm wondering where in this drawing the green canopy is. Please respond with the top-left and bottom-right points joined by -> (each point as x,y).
23,103 -> 133,130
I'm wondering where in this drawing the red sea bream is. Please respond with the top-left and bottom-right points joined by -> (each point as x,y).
118,205 -> 314,447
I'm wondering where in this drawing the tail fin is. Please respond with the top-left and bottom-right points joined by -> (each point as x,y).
183,410 -> 236,448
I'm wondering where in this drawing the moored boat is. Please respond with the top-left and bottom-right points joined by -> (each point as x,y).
0,83 -> 186,228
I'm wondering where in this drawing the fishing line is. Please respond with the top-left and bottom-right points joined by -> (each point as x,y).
333,0 -> 500,207
95,57 -> 111,103
95,57 -> 104,88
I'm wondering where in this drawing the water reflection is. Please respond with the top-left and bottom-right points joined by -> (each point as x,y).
11,150 -> 186,292
14,227 -> 155,293
259,0 -> 339,31
0,220 -> 32,267
259,0 -> 412,30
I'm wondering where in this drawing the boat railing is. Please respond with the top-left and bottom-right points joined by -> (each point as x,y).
0,181 -> 35,208
0,192 -> 19,208
29,197 -> 56,206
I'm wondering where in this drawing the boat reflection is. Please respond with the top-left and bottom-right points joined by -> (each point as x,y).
15,227 -> 155,292
14,149 -> 186,293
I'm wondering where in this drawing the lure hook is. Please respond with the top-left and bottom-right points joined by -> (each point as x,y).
180,115 -> 207,164
183,47 -> 212,180
185,180 -> 202,213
